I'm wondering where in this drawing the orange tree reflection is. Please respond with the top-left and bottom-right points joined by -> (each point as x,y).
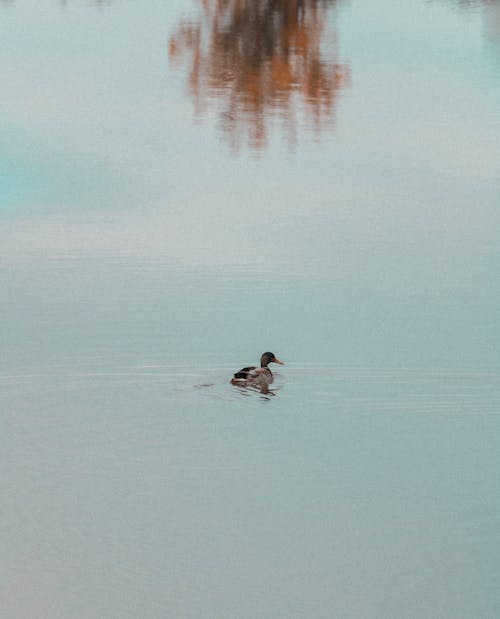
169,0 -> 350,150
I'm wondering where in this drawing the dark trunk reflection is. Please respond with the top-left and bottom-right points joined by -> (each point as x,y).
169,0 -> 350,150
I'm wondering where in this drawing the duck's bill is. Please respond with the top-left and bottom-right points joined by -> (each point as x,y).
274,358 -> 284,365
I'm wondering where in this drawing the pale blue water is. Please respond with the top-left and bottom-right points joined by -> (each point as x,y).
1,1 -> 500,617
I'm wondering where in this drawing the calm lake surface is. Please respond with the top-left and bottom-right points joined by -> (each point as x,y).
1,1 -> 500,617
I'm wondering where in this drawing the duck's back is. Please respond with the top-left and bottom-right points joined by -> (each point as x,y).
232,366 -> 273,386
233,366 -> 256,379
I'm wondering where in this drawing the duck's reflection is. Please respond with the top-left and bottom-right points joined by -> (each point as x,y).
169,0 -> 350,150
232,383 -> 279,399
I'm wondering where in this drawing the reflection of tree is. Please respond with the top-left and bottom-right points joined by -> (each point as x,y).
482,1 -> 500,43
169,0 -> 350,149
442,1 -> 500,65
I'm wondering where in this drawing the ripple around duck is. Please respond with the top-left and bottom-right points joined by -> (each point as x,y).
1,362 -> 499,415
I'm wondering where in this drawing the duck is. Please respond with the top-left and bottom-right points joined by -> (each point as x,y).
230,352 -> 284,389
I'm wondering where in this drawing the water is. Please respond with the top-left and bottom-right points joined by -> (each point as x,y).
1,1 -> 500,617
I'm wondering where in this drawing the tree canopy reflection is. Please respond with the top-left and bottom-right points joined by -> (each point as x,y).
169,0 -> 350,150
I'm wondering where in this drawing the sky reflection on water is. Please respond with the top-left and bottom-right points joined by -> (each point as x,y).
1,1 -> 500,618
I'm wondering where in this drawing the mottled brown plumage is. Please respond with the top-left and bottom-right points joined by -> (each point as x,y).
230,352 -> 284,389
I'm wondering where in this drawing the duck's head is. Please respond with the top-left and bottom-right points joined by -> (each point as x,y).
260,352 -> 284,368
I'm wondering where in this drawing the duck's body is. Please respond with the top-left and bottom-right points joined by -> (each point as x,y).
230,352 -> 284,389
